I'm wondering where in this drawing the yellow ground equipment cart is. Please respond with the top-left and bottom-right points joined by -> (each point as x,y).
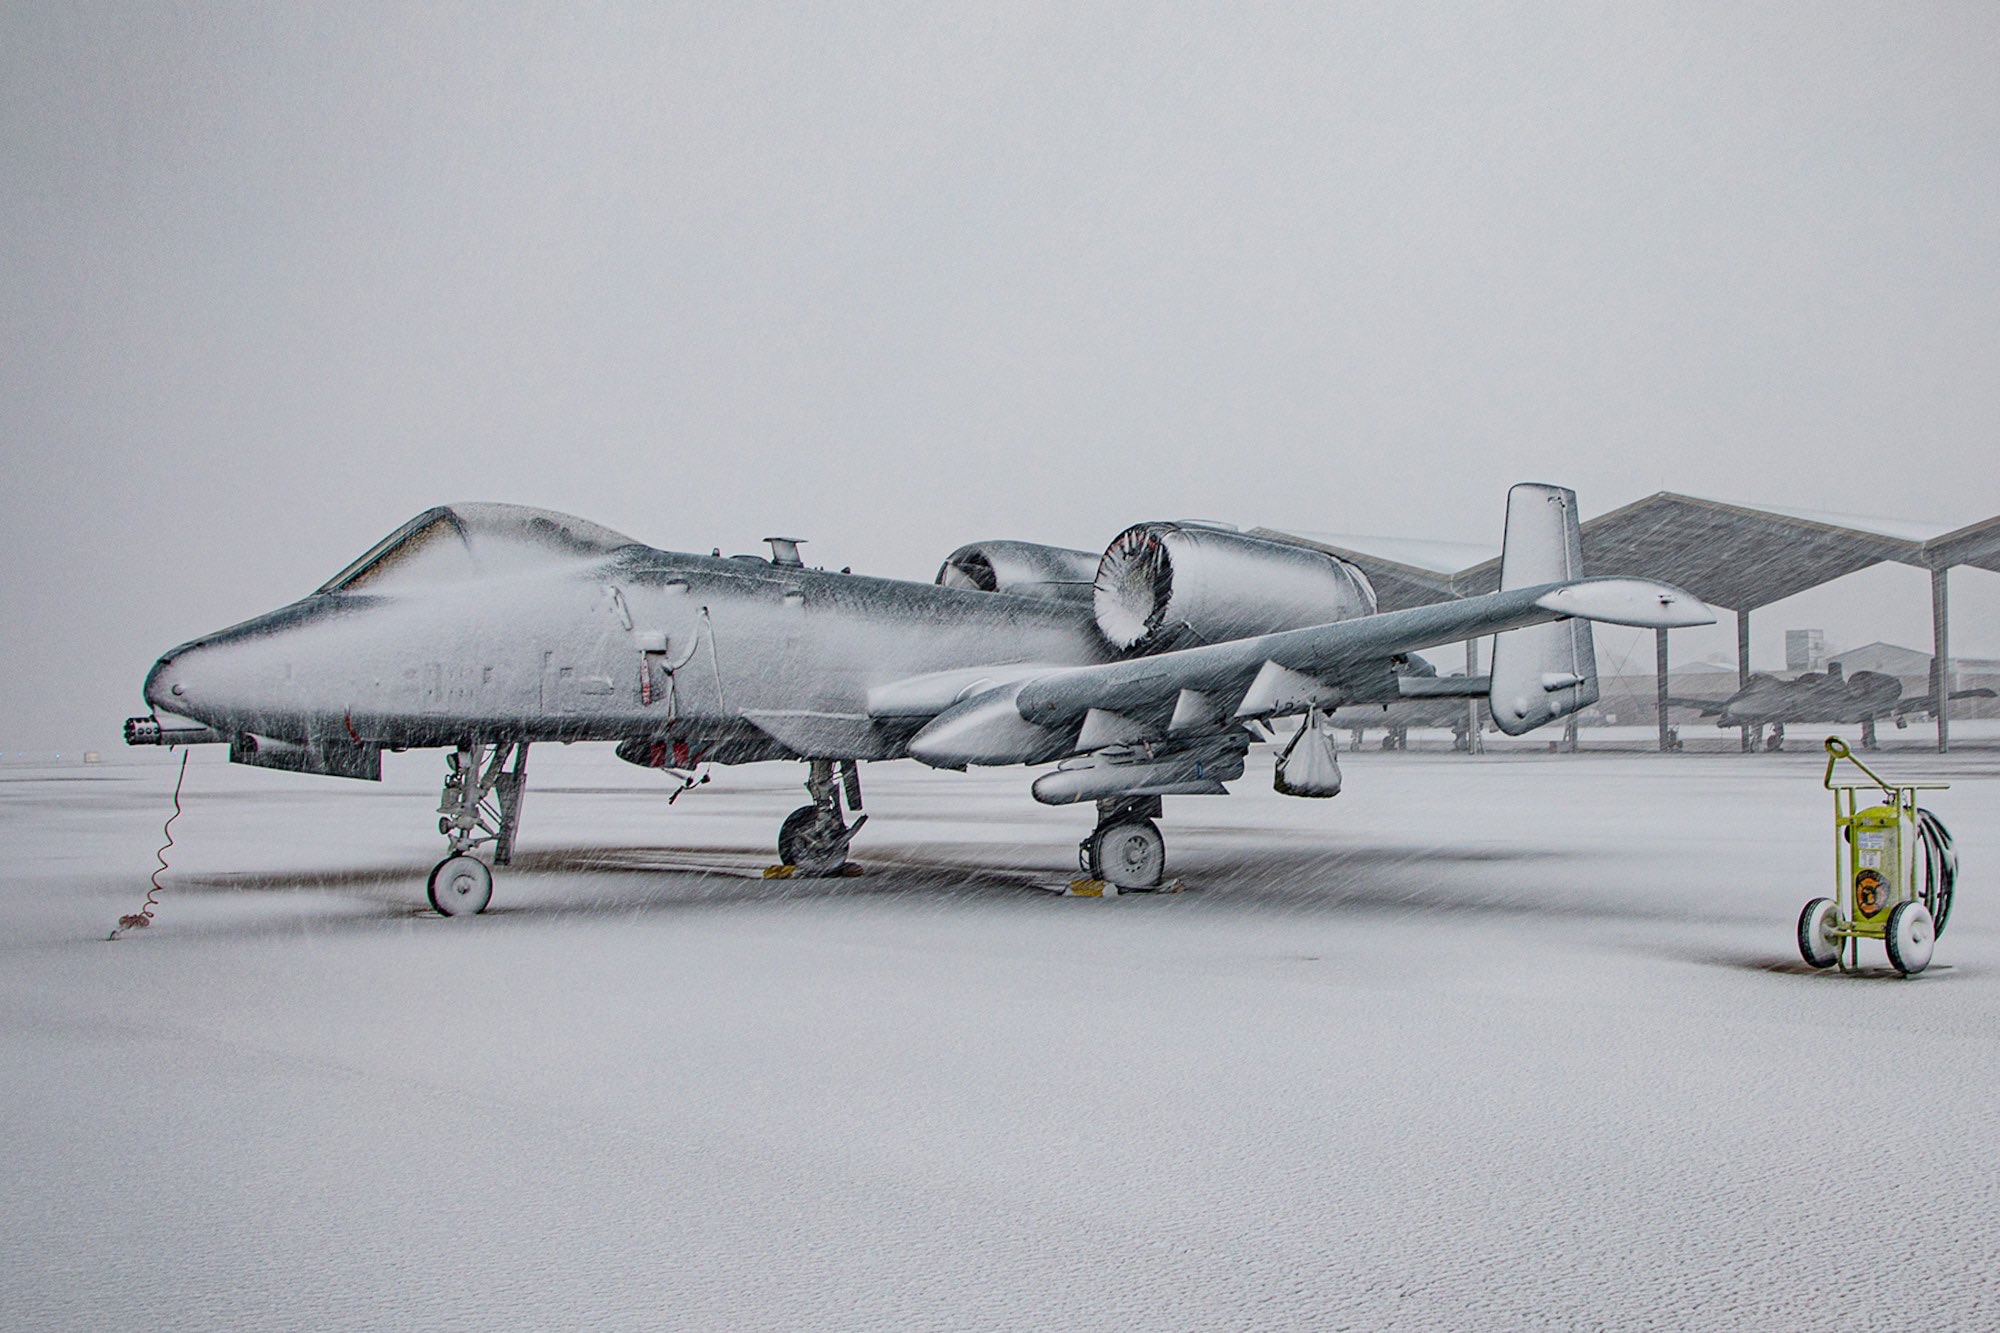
1798,737 -> 1958,976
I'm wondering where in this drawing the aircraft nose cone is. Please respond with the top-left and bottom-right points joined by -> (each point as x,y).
144,652 -> 191,713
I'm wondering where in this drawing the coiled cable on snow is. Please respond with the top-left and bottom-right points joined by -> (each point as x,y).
110,751 -> 188,940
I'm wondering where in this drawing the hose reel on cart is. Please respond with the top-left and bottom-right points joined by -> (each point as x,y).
1797,737 -> 1957,977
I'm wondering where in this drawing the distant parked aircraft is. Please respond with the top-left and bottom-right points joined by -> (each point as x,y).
1330,663 -> 1488,750
1671,661 -> 1993,750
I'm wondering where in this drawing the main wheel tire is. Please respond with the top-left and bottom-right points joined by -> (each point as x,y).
778,805 -> 846,876
428,854 -> 493,916
1797,897 -> 1840,969
1885,900 -> 1935,976
1088,818 -> 1165,890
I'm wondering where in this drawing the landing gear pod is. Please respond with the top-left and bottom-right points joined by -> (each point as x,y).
1797,738 -> 1956,976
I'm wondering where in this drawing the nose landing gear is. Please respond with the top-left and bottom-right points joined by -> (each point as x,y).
776,759 -> 867,876
428,741 -> 528,915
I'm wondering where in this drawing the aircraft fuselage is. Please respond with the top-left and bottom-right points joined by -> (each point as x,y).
145,547 -> 1113,763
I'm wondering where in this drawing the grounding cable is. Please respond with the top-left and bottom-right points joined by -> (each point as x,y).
110,751 -> 188,940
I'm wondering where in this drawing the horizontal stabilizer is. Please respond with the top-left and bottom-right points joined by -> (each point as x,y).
1896,687 -> 1999,716
1533,578 -> 1713,629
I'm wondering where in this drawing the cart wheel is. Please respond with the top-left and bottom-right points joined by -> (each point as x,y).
1885,901 -> 1934,977
1797,897 -> 1840,969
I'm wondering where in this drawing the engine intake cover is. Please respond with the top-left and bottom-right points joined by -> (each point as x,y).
1093,523 -> 1376,652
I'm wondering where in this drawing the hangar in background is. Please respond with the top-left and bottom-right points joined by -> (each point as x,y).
1261,494 -> 2000,752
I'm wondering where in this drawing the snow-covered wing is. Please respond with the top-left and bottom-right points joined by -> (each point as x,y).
1013,577 -> 1709,728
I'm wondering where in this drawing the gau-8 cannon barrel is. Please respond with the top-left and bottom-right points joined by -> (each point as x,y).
124,714 -> 225,747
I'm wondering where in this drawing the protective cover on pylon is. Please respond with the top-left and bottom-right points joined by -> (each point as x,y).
1274,708 -> 1343,798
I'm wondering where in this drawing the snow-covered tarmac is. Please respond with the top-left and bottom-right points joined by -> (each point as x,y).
5,740 -> 1997,1329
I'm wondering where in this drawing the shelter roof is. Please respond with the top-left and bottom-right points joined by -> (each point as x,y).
1824,642 -> 1938,676
1263,493 -> 2000,615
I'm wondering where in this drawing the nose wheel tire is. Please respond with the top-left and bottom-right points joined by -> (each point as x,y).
778,804 -> 850,877
1885,900 -> 1934,976
428,854 -> 493,916
1088,818 -> 1166,890
1796,897 -> 1839,969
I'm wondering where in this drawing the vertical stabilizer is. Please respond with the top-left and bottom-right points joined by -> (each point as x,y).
1489,484 -> 1598,736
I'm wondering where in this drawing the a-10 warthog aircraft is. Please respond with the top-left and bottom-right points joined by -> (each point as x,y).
127,483 -> 1712,913
1671,661 -> 1994,751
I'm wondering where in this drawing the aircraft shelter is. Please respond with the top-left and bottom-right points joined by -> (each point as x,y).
1262,494 -> 2000,753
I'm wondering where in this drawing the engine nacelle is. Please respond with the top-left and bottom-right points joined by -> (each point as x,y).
936,541 -> 1099,603
1093,523 -> 1376,652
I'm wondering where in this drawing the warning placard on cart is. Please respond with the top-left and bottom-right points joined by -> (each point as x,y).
1854,868 -> 1886,917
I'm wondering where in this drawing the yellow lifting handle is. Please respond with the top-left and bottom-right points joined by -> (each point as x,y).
1822,734 -> 1949,795
1821,735 -> 1891,791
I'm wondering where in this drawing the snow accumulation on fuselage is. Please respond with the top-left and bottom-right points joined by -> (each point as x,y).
133,491 -> 1713,773
142,503 -> 1116,760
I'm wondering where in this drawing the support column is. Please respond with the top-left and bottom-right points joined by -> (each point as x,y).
1737,609 -> 1753,752
1464,637 -> 1484,755
1656,627 -> 1673,752
1932,566 -> 1951,754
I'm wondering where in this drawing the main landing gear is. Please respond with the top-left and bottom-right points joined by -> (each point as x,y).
1080,795 -> 1166,890
428,741 -> 527,916
777,759 -> 867,876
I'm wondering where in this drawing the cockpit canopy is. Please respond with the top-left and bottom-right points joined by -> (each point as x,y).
316,503 -> 639,594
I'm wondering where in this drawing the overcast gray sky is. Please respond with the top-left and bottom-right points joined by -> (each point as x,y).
4,2 -> 1996,755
